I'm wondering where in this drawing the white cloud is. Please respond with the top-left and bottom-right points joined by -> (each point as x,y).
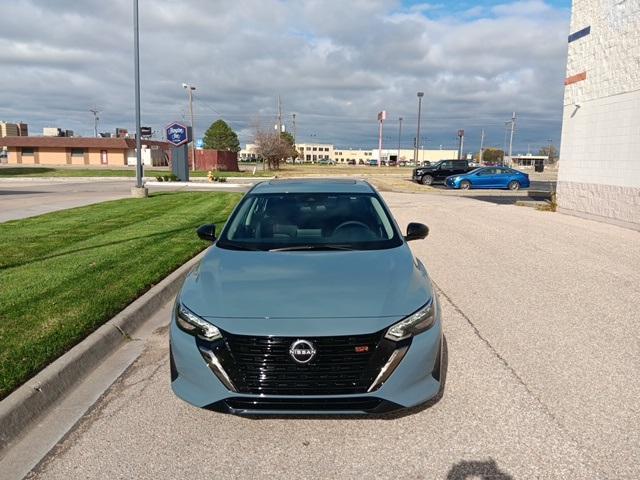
0,0 -> 570,151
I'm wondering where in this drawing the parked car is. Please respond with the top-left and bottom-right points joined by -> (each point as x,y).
170,179 -> 444,415
347,159 -> 356,165
445,167 -> 530,190
412,159 -> 474,185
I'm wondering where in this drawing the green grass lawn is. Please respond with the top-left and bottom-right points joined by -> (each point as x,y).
0,192 -> 241,399
0,166 -> 273,178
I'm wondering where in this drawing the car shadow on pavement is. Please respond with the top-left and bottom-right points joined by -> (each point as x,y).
446,459 -> 514,479
465,195 -> 531,205
247,336 -> 449,422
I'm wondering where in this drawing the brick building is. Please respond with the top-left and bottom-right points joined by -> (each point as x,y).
0,137 -> 170,167
557,1 -> 640,230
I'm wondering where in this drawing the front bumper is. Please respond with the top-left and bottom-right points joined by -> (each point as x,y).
170,306 -> 443,415
444,178 -> 459,188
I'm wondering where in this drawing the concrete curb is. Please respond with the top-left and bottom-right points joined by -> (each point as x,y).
0,249 -> 207,453
0,176 -> 268,184
145,181 -> 249,189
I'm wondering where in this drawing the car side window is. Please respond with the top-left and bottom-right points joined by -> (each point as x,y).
478,168 -> 495,176
453,161 -> 467,169
440,161 -> 453,169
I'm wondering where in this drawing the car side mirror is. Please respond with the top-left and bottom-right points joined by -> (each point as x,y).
196,224 -> 216,242
405,222 -> 429,241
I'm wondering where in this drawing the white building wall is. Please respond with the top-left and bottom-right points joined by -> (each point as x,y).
557,0 -> 640,229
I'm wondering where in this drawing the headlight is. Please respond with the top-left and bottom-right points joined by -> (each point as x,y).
176,302 -> 222,341
385,299 -> 436,341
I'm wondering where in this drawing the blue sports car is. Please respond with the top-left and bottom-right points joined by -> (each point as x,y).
445,167 -> 530,190
170,179 -> 444,415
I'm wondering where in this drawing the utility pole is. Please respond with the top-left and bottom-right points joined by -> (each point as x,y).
292,113 -> 296,143
508,111 -> 516,165
276,96 -> 283,133
397,116 -> 403,167
479,128 -> 485,164
89,109 -> 100,137
415,92 -> 424,163
132,0 -> 143,192
377,111 -> 386,167
182,84 -> 197,171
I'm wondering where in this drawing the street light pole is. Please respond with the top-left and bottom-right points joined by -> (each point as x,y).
415,92 -> 424,164
90,109 -> 100,138
182,84 -> 197,172
133,0 -> 143,190
377,111 -> 386,168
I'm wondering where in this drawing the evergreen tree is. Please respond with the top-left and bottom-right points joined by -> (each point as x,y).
203,120 -> 240,152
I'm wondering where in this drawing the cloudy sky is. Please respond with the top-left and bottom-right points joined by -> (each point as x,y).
0,0 -> 571,153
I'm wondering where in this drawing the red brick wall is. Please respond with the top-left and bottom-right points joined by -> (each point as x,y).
192,149 -> 239,171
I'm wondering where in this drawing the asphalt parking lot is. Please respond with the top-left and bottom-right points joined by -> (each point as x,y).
25,190 -> 639,480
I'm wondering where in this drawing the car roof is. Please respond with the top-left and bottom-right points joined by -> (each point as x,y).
250,178 -> 376,194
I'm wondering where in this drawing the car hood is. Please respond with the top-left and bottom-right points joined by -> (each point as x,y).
178,245 -> 433,336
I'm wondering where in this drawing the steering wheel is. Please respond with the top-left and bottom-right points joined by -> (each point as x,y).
333,220 -> 371,234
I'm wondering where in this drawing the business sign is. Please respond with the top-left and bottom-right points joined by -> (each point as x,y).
165,122 -> 189,147
140,126 -> 152,137
195,138 -> 204,149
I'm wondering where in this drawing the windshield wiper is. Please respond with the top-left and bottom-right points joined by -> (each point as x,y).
269,244 -> 355,252
217,242 -> 263,251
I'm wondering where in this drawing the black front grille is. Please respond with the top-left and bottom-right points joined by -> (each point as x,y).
215,331 -> 393,395
224,397 -> 384,412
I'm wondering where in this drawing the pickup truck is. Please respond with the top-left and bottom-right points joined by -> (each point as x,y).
412,159 -> 475,185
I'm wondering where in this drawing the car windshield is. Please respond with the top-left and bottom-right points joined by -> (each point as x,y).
217,192 -> 403,251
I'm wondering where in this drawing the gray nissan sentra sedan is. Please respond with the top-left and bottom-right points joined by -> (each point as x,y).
170,179 -> 444,414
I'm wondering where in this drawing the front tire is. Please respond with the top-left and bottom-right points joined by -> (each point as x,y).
508,180 -> 520,191
421,175 -> 434,186
460,180 -> 471,190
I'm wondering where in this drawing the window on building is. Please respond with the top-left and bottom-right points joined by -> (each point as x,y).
312,147 -> 317,151
306,154 -> 311,161
71,148 -> 85,157
21,147 -> 36,156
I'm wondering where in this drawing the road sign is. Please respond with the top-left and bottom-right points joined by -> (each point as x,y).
165,122 -> 189,147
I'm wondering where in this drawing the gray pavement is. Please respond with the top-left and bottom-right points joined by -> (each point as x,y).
0,179 -> 250,223
23,191 -> 640,479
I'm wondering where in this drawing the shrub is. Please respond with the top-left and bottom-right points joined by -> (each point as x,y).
156,176 -> 164,182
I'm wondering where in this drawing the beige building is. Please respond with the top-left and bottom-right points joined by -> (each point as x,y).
1,122 -> 28,137
239,143 -> 259,162
374,148 -> 459,164
1,122 -> 19,137
0,137 -> 170,167
333,149 -> 374,164
297,143 -> 334,163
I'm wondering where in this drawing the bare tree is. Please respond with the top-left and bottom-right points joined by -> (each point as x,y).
253,129 -> 294,170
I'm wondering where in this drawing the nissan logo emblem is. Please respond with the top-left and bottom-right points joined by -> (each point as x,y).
289,339 -> 316,364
